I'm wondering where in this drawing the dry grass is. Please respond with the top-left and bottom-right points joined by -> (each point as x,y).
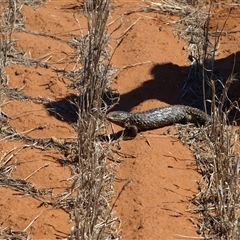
0,0 -> 15,85
180,2 -> 240,240
0,0 -> 119,238
145,0 -> 240,239
0,0 -> 119,239
0,3 -> 56,238
69,1 -> 119,239
145,1 -> 240,239
178,81 -> 240,239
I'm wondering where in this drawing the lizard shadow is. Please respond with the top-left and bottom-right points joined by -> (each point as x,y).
112,62 -> 186,112
112,52 -> 240,124
45,90 -> 120,124
44,51 -> 240,125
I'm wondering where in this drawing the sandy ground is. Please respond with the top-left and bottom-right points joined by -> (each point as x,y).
0,0 -> 240,239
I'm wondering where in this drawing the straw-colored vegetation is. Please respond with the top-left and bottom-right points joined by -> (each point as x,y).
144,0 -> 240,239
0,0 -> 120,239
69,0 -> 119,239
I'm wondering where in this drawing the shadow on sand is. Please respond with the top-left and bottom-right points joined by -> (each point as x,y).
45,51 -> 240,124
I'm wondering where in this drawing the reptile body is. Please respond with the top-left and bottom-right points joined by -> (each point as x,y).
107,105 -> 211,139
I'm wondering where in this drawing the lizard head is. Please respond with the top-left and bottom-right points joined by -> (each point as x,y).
106,111 -> 130,127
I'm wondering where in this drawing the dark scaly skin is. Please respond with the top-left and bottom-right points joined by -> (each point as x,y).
106,105 -> 211,139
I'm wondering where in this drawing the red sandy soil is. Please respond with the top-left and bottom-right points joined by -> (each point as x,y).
0,0 -> 240,239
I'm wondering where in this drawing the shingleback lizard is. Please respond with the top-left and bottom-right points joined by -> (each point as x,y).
106,105 -> 211,139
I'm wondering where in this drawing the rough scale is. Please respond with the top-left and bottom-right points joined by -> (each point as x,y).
106,105 -> 211,139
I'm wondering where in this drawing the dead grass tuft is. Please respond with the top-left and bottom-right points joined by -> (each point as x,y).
146,1 -> 240,239
69,0 -> 119,239
178,83 -> 240,239
0,1 -> 82,238
0,228 -> 30,240
164,1 -> 240,239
